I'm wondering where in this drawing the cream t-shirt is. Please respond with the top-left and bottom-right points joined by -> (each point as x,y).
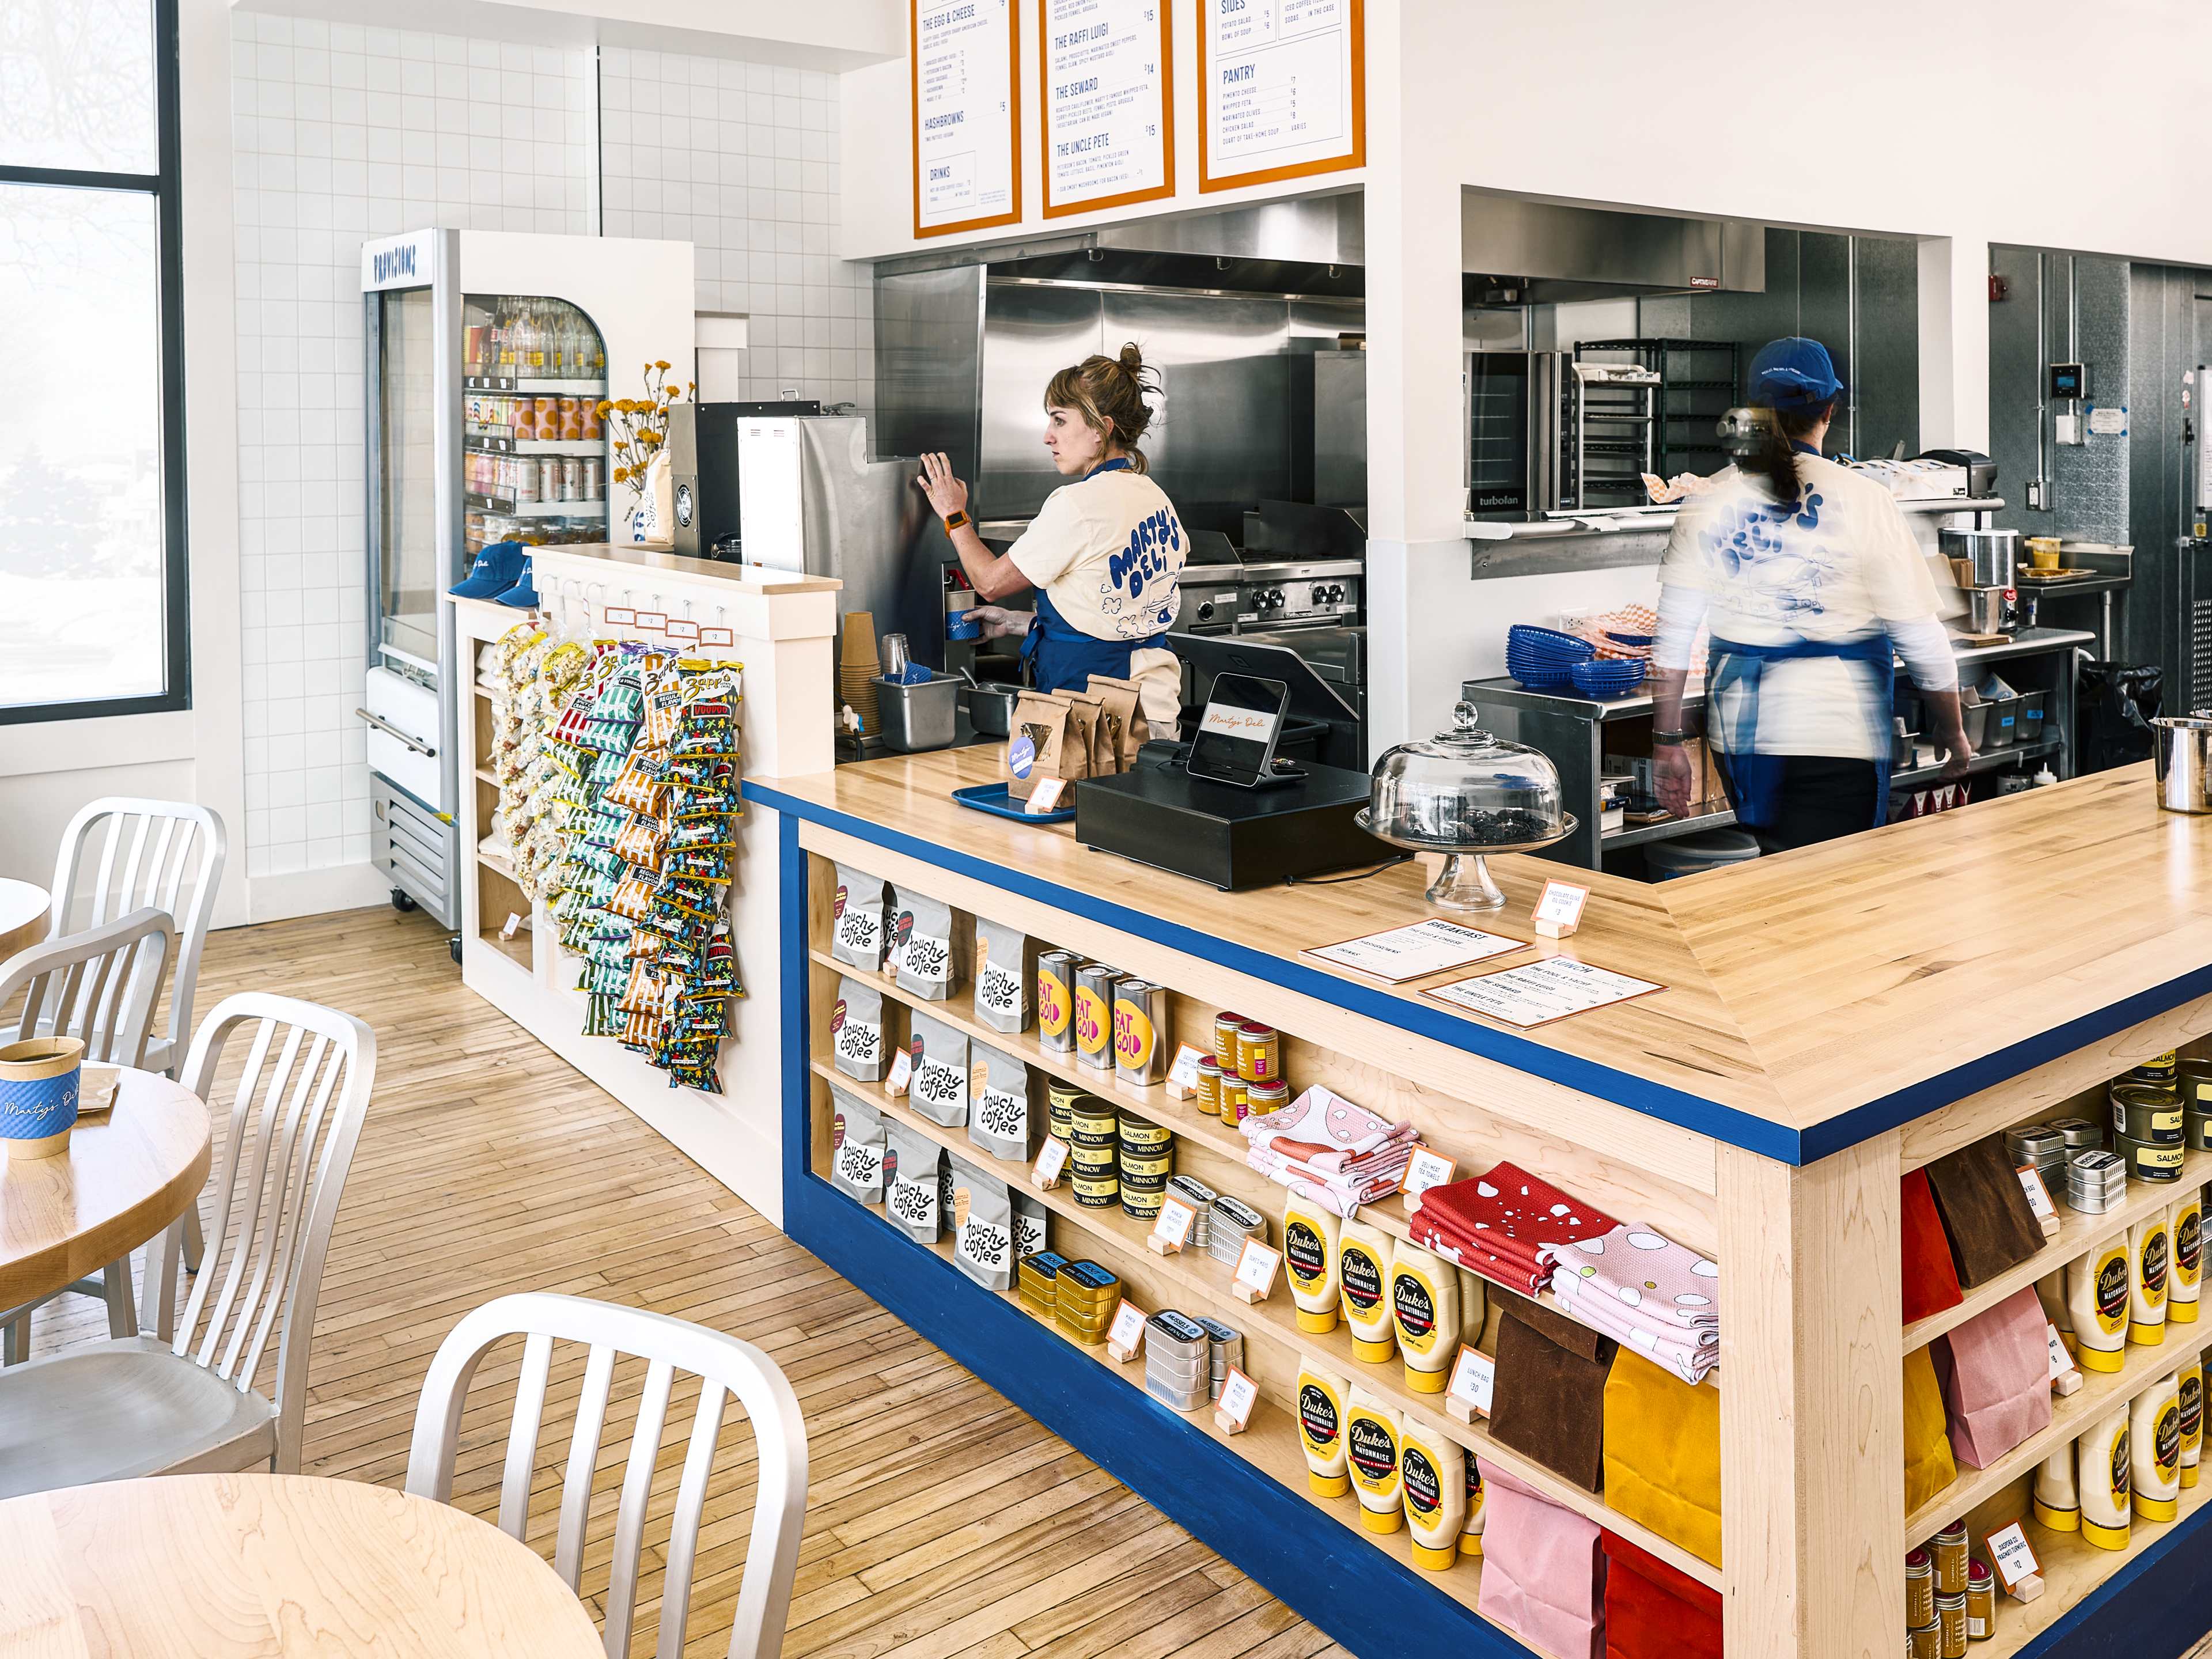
1007,466 -> 1187,729
1658,454 -> 1945,759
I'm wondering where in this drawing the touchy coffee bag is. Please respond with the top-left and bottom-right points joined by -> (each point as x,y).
968,1040 -> 1035,1162
974,917 -> 1034,1033
951,1155 -> 1016,1290
828,1086 -> 886,1205
889,887 -> 956,999
831,976 -> 887,1082
884,1122 -> 942,1243
907,1009 -> 971,1127
830,862 -> 888,972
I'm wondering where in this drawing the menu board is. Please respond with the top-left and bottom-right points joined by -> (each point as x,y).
911,0 -> 1022,237
1041,0 -> 1174,216
1425,957 -> 1664,1030
1199,0 -> 1363,191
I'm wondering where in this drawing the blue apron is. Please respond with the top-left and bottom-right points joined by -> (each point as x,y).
1016,458 -> 1168,694
1704,631 -> 1894,832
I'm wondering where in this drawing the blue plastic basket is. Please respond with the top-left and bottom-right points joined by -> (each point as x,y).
1569,658 -> 1648,698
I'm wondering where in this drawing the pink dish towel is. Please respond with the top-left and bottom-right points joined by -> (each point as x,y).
1550,1272 -> 1716,1385
1477,1468 -> 1605,1659
1240,1085 -> 1415,1174
1540,1222 -> 1721,1332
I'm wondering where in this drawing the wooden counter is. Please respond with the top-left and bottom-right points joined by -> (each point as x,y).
741,747 -> 2212,1659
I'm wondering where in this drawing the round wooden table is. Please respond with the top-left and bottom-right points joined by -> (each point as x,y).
0,1474 -> 605,1657
0,878 -> 47,964
0,1067 -> 211,1311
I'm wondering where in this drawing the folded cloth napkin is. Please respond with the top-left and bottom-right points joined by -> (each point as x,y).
1540,1224 -> 1719,1336
1411,1164 -> 1619,1294
1552,1273 -> 1715,1385
1241,1085 -> 1417,1218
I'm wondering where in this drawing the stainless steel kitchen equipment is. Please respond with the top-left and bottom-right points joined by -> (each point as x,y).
2154,715 -> 2212,812
874,672 -> 961,753
1941,526 -> 2024,638
1358,702 -> 1576,911
1466,350 -> 1564,519
665,398 -> 822,560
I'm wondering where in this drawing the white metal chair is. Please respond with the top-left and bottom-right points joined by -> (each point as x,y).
406,1292 -> 809,1659
0,908 -> 176,1364
0,993 -> 374,1497
45,798 -> 228,1078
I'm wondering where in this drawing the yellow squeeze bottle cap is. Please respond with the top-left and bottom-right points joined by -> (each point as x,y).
2078,1343 -> 2126,1373
1410,1540 -> 1459,1571
2185,1463 -> 2202,1488
1460,1535 -> 1483,1558
2032,1497 -> 2081,1532
2172,1301 -> 2200,1323
1350,1335 -> 1397,1363
1296,1308 -> 1341,1335
1308,1471 -> 1351,1498
2080,1516 -> 2131,1551
1404,1364 -> 1449,1393
2131,1322 -> 2168,1345
1359,1506 -> 1405,1535
2135,1493 -> 2179,1522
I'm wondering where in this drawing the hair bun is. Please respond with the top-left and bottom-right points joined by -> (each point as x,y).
1116,342 -> 1145,376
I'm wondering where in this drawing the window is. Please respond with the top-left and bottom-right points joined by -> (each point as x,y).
0,0 -> 188,721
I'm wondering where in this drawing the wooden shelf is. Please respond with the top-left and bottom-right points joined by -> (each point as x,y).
888,1212 -> 1495,1617
1905,1149 -> 2212,1355
1907,1314 -> 2212,1540
479,926 -> 531,968
1976,1470 -> 2212,1657
478,849 -> 521,885
810,1058 -> 1723,1590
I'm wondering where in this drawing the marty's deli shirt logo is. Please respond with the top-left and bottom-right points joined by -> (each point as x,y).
1098,506 -> 1182,638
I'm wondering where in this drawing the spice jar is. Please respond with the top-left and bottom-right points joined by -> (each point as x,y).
1908,1624 -> 1941,1659
1936,1592 -> 1968,1659
1930,1521 -> 1969,1594
1904,1547 -> 1935,1627
1964,1560 -> 1996,1642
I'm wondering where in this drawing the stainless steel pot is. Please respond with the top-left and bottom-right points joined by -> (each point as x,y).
1939,527 -> 2021,589
964,681 -> 1018,738
2155,715 -> 2212,813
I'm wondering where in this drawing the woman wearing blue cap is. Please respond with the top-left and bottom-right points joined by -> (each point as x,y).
1648,336 -> 1972,851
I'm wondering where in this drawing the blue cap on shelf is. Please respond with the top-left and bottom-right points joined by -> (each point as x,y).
449,540 -> 527,599
494,554 -> 540,608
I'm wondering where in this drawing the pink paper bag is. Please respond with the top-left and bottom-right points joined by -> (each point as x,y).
1475,1468 -> 1605,1659
1932,1285 -> 2053,1469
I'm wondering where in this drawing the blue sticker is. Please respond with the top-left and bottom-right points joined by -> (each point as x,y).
1009,734 -> 1036,778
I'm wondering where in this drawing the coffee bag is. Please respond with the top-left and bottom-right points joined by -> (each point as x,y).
1085,674 -> 1151,772
1012,1189 -> 1049,1266
830,862 -> 888,971
889,888 -> 957,999
968,1040 -> 1036,1162
828,1086 -> 886,1204
831,976 -> 888,1082
883,1122 -> 942,1242
973,917 -> 1035,1033
1006,689 -> 1089,801
907,1009 -> 971,1127
951,1155 -> 1017,1290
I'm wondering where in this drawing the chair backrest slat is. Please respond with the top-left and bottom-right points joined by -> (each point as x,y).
0,910 -> 175,1072
46,799 -> 228,1066
406,1293 -> 810,1659
153,993 -> 374,1474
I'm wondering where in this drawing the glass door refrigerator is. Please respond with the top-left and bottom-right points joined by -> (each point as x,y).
359,228 -> 692,936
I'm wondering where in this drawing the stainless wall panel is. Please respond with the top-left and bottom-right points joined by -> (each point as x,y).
978,282 -> 1103,520
875,264 -> 987,484
1101,287 -> 1295,535
1851,234 -> 1921,461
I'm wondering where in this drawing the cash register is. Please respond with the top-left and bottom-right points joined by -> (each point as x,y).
1074,673 -> 1384,889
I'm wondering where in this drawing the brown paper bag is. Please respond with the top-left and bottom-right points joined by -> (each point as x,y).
1085,674 -> 1150,772
1063,692 -> 1109,780
1005,689 -> 1087,800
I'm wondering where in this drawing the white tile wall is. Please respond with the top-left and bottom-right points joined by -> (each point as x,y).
598,47 -> 874,411
229,13 -> 596,879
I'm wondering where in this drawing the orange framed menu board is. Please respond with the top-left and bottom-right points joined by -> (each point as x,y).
1040,0 -> 1174,217
1197,0 -> 1363,192
911,0 -> 1022,238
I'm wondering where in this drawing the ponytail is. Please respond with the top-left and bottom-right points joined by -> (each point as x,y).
1724,397 -> 1836,505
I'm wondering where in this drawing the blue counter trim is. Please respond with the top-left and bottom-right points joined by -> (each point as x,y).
2009,1493 -> 2212,1659
785,1168 -> 1533,1659
744,778 -> 1803,1163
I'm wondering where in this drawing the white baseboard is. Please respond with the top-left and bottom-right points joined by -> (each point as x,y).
245,861 -> 396,925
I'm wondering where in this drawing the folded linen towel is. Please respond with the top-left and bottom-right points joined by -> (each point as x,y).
1241,1085 -> 1417,1218
1410,1164 -> 1618,1292
1552,1272 -> 1715,1386
1410,1213 -> 1550,1294
1539,1223 -> 1719,1334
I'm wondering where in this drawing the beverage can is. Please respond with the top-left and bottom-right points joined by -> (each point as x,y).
540,457 -> 560,503
582,457 -> 604,499
562,457 -> 582,502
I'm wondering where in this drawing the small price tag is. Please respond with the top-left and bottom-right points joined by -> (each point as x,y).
665,618 -> 702,643
1232,1240 -> 1281,1302
1214,1366 -> 1259,1434
1106,1300 -> 1147,1362
499,912 -> 522,940
1031,1135 -> 1069,1189
1149,1198 -> 1197,1255
1026,777 -> 1067,815
2047,1321 -> 2082,1395
1986,1520 -> 2043,1597
700,625 -> 736,647
1532,879 -> 1590,940
885,1046 -> 913,1097
604,605 -> 638,626
2017,1165 -> 2061,1237
1445,1343 -> 1495,1425
1164,1043 -> 1206,1100
1402,1148 -> 1457,1203
636,610 -> 669,632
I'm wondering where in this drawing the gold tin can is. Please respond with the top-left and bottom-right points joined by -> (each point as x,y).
2119,1132 -> 2186,1181
1121,1186 -> 1165,1219
1069,1099 -> 1118,1149
1114,980 -> 1170,1085
1071,1171 -> 1120,1208
1119,1152 -> 1173,1181
1047,1078 -> 1083,1142
2131,1051 -> 2181,1089
2112,1081 -> 2184,1144
2178,1056 -> 2212,1109
1119,1114 -> 1172,1156
1075,965 -> 1119,1072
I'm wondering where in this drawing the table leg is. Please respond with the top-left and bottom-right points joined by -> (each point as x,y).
100,1260 -> 138,1340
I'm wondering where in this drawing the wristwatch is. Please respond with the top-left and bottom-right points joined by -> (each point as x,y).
942,509 -> 971,533
1653,729 -> 1692,747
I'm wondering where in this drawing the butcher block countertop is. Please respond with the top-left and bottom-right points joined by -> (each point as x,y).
747,751 -> 2210,1163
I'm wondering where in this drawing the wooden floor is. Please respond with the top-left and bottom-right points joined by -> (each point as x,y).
29,908 -> 1344,1659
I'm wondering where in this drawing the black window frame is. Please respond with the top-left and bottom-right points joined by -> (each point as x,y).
0,0 -> 191,725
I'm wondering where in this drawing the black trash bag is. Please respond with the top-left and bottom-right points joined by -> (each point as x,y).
2075,661 -> 2164,773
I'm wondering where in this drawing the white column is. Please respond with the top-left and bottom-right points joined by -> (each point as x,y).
1918,234 -> 1991,453
1362,0 -> 1477,756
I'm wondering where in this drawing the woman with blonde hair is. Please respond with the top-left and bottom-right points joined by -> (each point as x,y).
916,342 -> 1187,729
